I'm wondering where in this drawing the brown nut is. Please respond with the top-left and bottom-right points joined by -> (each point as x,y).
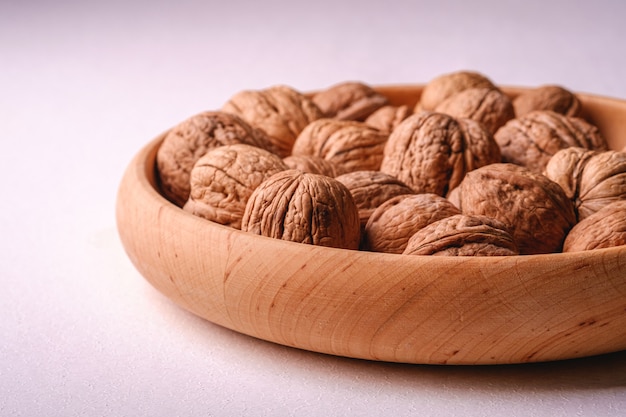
156,111 -> 278,206
334,170 -> 415,228
403,214 -> 519,256
291,119 -> 389,175
241,169 -> 361,250
183,144 -> 288,229
545,148 -> 626,220
434,87 -> 515,134
363,193 -> 461,254
452,163 -> 576,254
312,81 -> 389,121
221,85 -> 323,157
380,112 -> 501,196
513,85 -> 582,118
494,110 -> 607,173
282,155 -> 338,177
364,105 -> 412,133
563,200 -> 626,252
417,70 -> 497,112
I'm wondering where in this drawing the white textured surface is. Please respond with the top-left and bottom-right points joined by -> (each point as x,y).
2,1 -> 626,416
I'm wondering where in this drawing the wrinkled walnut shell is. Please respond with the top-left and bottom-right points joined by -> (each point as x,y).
282,155 -> 338,177
364,105 -> 412,133
434,87 -> 515,134
563,200 -> 626,252
183,144 -> 288,229
452,163 -> 576,254
380,112 -> 501,196
545,148 -> 626,220
418,70 -> 497,111
403,214 -> 519,256
312,81 -> 389,121
222,85 -> 323,157
156,111 -> 277,206
513,85 -> 582,118
334,170 -> 415,228
291,119 -> 389,175
494,110 -> 607,173
363,193 -> 461,254
241,170 -> 361,250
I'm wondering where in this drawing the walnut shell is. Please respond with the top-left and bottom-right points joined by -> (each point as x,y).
403,214 -> 519,256
312,81 -> 389,121
282,155 -> 338,177
363,193 -> 461,254
380,112 -> 501,196
418,70 -> 497,112
452,163 -> 576,254
221,85 -> 323,157
434,87 -> 515,134
156,111 -> 278,206
241,170 -> 361,250
494,110 -> 607,173
545,148 -> 626,220
364,105 -> 412,133
563,200 -> 626,252
291,119 -> 389,175
334,170 -> 415,228
183,144 -> 288,229
513,85 -> 582,118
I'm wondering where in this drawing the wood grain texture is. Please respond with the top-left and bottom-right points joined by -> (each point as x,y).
116,86 -> 626,364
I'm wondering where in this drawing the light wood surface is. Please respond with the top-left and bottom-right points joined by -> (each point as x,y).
116,86 -> 626,365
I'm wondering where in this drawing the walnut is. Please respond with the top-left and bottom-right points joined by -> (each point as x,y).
417,70 -> 497,112
364,105 -> 412,133
363,193 -> 461,254
563,200 -> 626,252
452,163 -> 576,254
282,155 -> 338,177
334,170 -> 415,228
312,81 -> 389,121
403,214 -> 519,256
291,119 -> 389,175
183,144 -> 288,229
241,169 -> 361,250
513,85 -> 582,118
156,111 -> 278,207
221,85 -> 323,157
545,148 -> 626,220
380,112 -> 501,196
434,87 -> 515,134
494,110 -> 607,173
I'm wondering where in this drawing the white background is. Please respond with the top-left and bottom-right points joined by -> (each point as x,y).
2,0 -> 626,416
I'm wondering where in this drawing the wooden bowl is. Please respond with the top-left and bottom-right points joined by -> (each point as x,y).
116,85 -> 626,365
